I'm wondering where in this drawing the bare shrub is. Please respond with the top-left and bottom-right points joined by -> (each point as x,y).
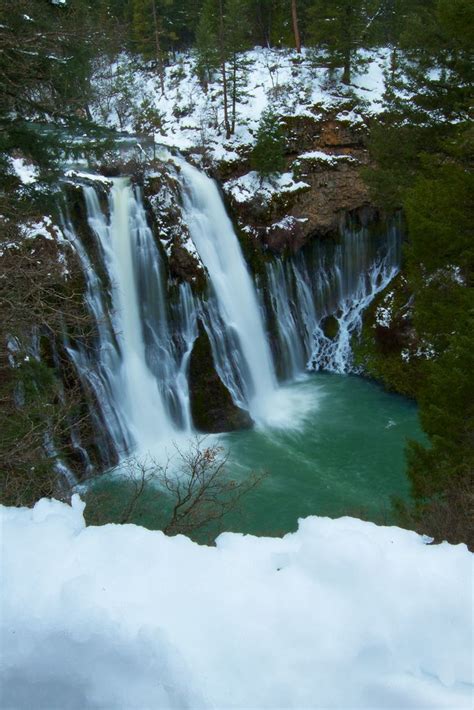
83,438 -> 268,542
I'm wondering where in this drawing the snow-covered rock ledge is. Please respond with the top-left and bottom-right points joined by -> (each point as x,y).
1,497 -> 472,709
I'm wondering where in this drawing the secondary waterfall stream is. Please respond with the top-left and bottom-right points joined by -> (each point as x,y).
64,158 -> 402,464
176,159 -> 279,423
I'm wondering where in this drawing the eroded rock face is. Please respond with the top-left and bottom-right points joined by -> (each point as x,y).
352,273 -> 425,399
188,322 -> 252,433
221,110 -> 374,254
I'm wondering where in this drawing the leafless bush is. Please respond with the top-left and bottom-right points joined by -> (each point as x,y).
83,437 -> 268,541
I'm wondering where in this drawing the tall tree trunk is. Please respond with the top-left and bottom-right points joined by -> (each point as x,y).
342,4 -> 352,85
342,48 -> 351,85
151,0 -> 165,96
218,0 -> 231,139
231,53 -> 237,135
291,0 -> 301,54
390,46 -> 398,83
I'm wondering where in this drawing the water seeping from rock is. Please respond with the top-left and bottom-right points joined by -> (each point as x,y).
264,221 -> 401,379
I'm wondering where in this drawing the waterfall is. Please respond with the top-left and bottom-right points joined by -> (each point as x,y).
64,177 -> 196,459
175,159 -> 279,424
264,221 -> 401,377
60,159 -> 402,468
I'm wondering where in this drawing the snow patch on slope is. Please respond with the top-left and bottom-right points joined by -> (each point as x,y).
224,170 -> 310,205
9,156 -> 39,185
91,47 -> 389,165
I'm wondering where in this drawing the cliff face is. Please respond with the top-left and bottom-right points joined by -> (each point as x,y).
218,111 -> 374,255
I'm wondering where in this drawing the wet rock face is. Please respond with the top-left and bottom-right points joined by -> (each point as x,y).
189,322 -> 252,433
352,273 -> 425,399
144,167 -> 205,287
321,315 -> 339,341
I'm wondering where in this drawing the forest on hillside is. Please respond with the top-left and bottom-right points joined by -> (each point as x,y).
0,0 -> 473,549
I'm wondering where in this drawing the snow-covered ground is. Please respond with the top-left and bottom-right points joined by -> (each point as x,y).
1,497 -> 472,709
91,47 -> 389,166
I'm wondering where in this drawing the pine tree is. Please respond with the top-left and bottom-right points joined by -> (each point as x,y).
250,109 -> 286,177
308,0 -> 376,84
366,0 -> 474,545
195,0 -> 220,90
196,0 -> 251,137
131,0 -> 167,93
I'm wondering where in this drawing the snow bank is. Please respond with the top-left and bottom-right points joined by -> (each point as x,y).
295,149 -> 358,166
1,497 -> 472,709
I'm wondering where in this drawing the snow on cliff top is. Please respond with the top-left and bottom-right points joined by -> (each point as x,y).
224,170 -> 310,204
1,496 -> 472,709
91,47 -> 389,165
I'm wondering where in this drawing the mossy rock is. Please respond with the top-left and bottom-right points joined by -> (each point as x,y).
189,323 -> 252,433
321,314 -> 339,340
352,273 -> 427,399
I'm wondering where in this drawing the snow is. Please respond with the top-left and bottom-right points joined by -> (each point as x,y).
19,215 -> 65,243
90,48 -> 390,167
65,170 -> 112,185
224,170 -> 310,205
268,215 -> 308,231
1,497 -> 472,709
295,149 -> 358,166
374,290 -> 394,328
9,156 -> 38,185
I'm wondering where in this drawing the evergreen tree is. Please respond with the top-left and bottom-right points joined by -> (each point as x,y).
0,0 -> 112,188
308,0 -> 377,84
366,0 -> 474,545
195,0 -> 220,90
195,0 -> 251,136
250,109 -> 286,177
131,0 -> 167,92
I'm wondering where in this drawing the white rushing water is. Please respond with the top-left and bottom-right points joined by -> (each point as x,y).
63,162 -> 402,465
175,159 -> 280,424
64,177 -> 196,458
264,222 -> 401,378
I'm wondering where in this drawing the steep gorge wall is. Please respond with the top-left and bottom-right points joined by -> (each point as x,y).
215,110 -> 375,255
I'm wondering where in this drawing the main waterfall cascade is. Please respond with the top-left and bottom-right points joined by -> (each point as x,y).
64,160 -> 402,462
64,178 -> 197,458
175,159 -> 279,423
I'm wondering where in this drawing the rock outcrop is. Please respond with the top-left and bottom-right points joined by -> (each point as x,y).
188,322 -> 252,433
220,108 -> 375,254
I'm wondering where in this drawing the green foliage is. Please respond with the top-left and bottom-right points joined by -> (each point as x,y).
133,99 -> 165,133
0,357 -> 66,507
251,109 -> 286,176
195,0 -> 220,86
365,0 -> 474,545
352,273 -> 426,399
195,0 -> 251,133
0,0 -> 114,189
307,0 -> 376,84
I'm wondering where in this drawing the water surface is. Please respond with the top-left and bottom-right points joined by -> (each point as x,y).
221,373 -> 423,535
85,374 -> 424,537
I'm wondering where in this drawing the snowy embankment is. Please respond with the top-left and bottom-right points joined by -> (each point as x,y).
92,47 -> 388,165
1,497 -> 472,709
